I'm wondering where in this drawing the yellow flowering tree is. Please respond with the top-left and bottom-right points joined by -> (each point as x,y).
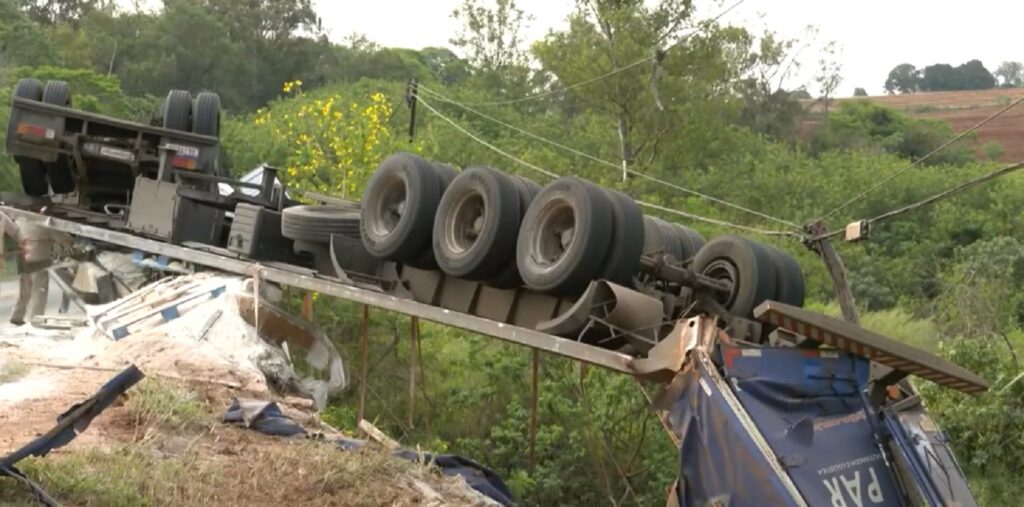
244,80 -> 420,198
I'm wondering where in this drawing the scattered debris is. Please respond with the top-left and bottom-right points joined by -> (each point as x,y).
0,365 -> 144,506
223,398 -> 515,506
81,272 -> 346,408
359,419 -> 400,450
29,315 -> 89,330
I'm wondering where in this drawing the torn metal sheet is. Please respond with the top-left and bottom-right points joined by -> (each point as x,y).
628,317 -> 704,383
236,295 -> 347,408
537,280 -> 664,350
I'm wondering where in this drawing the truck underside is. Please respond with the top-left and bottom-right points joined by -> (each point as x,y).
1,78 -> 989,506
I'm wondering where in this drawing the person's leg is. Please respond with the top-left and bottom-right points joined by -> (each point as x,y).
27,269 -> 48,319
11,273 -> 31,325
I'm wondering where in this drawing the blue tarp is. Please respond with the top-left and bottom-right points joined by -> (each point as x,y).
222,399 -> 515,506
720,345 -> 904,507
668,362 -> 805,506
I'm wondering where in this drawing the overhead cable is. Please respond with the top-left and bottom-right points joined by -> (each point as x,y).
418,85 -> 799,229
415,95 -> 558,179
812,161 -> 1024,241
816,96 -> 1024,222
415,95 -> 799,239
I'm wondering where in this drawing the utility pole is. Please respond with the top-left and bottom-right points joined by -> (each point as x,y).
406,79 -> 419,143
805,221 -> 859,324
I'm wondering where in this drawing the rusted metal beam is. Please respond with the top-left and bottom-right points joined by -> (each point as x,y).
3,207 -> 637,375
755,300 -> 988,395
529,349 -> 540,471
408,316 -> 419,429
357,305 -> 369,423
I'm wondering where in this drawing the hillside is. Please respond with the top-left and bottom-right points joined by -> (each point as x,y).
800,88 -> 1024,161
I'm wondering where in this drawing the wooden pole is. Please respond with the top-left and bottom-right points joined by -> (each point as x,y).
301,292 -> 314,320
408,316 -> 419,429
806,221 -> 859,324
529,349 -> 540,471
357,304 -> 369,424
415,330 -> 432,438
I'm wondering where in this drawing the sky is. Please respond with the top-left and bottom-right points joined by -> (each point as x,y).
312,0 -> 1024,97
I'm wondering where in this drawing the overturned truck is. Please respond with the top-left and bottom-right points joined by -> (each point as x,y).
3,79 -> 988,506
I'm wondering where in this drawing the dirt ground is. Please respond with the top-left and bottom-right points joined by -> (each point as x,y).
0,297 -> 492,506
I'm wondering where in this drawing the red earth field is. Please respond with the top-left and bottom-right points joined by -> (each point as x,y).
800,88 -> 1024,162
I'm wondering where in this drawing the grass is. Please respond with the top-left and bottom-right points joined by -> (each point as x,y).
0,439 -> 438,507
0,360 -> 29,384
0,445 -> 199,507
124,378 -> 210,431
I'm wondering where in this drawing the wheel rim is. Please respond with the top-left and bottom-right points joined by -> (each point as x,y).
444,191 -> 486,255
531,197 -> 576,272
703,258 -> 739,308
366,172 -> 407,240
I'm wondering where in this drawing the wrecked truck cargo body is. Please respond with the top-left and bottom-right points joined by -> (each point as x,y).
659,307 -> 983,507
2,79 -> 991,506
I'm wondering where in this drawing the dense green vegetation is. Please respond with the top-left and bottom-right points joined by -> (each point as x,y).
3,0 -> 1024,504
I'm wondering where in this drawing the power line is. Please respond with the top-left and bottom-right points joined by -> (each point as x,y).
417,85 -> 800,229
415,95 -> 799,239
811,161 -> 1024,242
816,96 -> 1024,222
446,0 -> 749,108
415,95 -> 558,179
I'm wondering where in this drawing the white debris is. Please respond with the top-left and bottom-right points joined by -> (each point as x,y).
0,272 -> 346,409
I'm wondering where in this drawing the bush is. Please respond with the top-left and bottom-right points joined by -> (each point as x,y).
923,336 -> 1024,505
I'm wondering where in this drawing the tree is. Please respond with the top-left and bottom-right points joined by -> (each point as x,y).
983,141 -> 1005,161
884,63 -> 920,94
920,60 -> 996,92
815,41 -> 842,123
450,0 -> 530,74
18,0 -> 103,25
0,0 -> 59,67
811,100 -> 973,165
956,59 -> 996,90
853,87 -> 867,97
994,61 -> 1023,88
921,63 -> 958,91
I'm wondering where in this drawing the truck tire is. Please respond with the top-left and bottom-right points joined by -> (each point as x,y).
647,217 -> 683,261
670,223 -> 705,263
41,81 -> 75,194
433,162 -> 458,189
13,78 -> 43,100
282,205 -> 360,244
192,92 -> 221,137
511,175 -> 542,203
18,159 -> 49,196
11,79 -> 47,196
600,189 -> 644,285
433,166 -> 520,280
488,175 -> 542,288
765,245 -> 805,307
692,235 -> 777,319
361,153 -> 442,262
162,90 -> 192,132
517,177 -> 612,295
41,80 -> 71,106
